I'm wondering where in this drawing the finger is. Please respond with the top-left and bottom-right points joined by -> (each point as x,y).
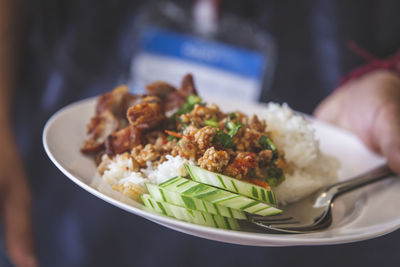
2,170 -> 38,267
313,88 -> 348,125
313,92 -> 339,123
372,103 -> 400,174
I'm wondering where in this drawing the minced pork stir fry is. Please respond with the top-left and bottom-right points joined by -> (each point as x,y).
81,74 -> 286,188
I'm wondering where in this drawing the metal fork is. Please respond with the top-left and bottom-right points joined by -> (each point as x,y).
248,164 -> 394,233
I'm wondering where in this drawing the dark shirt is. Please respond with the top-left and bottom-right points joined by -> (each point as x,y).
5,1 -> 400,266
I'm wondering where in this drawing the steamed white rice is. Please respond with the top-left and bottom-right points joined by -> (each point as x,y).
261,103 -> 339,204
142,155 -> 197,185
100,103 -> 339,205
101,154 -> 196,194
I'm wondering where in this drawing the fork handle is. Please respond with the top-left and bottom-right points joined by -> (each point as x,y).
328,164 -> 394,197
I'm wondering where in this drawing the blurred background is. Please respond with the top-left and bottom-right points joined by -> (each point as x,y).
3,0 -> 400,266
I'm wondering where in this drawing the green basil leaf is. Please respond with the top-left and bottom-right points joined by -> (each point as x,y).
204,118 -> 219,128
167,135 -> 178,141
169,94 -> 203,128
225,113 -> 242,137
213,130 -> 235,148
266,175 -> 285,187
228,123 -> 241,137
258,135 -> 277,151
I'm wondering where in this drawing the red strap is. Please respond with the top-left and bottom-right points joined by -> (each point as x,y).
339,41 -> 400,86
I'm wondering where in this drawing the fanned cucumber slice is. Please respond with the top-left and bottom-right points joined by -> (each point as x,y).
140,194 -> 240,230
185,164 -> 277,204
146,183 -> 246,220
159,176 -> 282,216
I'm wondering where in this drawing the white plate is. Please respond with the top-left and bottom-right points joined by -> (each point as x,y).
43,97 -> 400,246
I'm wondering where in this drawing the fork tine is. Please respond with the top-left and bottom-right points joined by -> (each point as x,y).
251,219 -> 301,232
262,221 -> 301,226
249,215 -> 299,226
255,219 -> 299,225
247,212 -> 295,223
253,216 -> 294,222
248,212 -> 289,219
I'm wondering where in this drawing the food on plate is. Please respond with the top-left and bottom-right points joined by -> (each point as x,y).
140,194 -> 240,230
260,103 -> 339,204
145,183 -> 247,219
81,74 -> 338,228
157,176 -> 281,216
185,164 -> 277,204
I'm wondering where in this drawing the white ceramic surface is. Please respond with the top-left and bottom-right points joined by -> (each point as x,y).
43,97 -> 400,246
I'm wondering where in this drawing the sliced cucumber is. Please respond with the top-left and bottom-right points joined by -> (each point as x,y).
140,194 -> 240,230
185,164 -> 277,204
146,183 -> 246,220
159,176 -> 282,216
